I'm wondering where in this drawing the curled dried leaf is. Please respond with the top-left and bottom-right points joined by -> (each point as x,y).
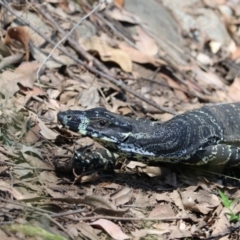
3,26 -> 30,61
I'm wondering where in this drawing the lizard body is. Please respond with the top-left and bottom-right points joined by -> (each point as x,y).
57,103 -> 240,171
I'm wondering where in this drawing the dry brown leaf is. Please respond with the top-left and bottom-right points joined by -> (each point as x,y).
196,52 -> 213,65
150,113 -> 173,122
126,161 -> 146,169
168,228 -> 192,239
58,0 -> 71,12
148,204 -> 175,218
81,36 -> 132,72
165,75 -> 188,102
0,71 -> 19,98
131,229 -> 170,239
180,188 -> 220,214
15,61 -> 41,88
231,47 -> 240,60
110,187 -> 132,206
169,190 -> 185,211
118,43 -> 166,66
0,39 -> 11,57
59,91 -> 78,105
20,86 -> 45,97
0,180 -> 25,200
211,205 -> 230,235
111,187 -> 132,200
145,166 -> 171,177
3,26 -> 30,60
78,86 -> 100,108
114,0 -> 124,7
202,0 -> 218,7
118,107 -> 131,115
134,27 -> 159,56
84,195 -> 117,210
90,219 -> 129,240
193,68 -> 225,89
0,152 -> 9,163
111,99 -> 129,113
21,145 -> 42,159
39,171 -> 58,184
37,118 -> 58,140
14,179 -> 43,193
133,191 -> 153,208
130,208 -> 146,219
103,183 -> 120,190
48,99 -> 61,109
78,172 -> 100,183
155,192 -> 171,203
46,186 -> 67,198
0,62 -> 41,98
76,222 -> 99,240
107,5 -> 141,24
209,41 -> 222,54
21,152 -> 46,169
47,89 -> 61,99
14,162 -> 33,178
52,195 -> 117,210
32,45 -> 75,68
227,77 -> 240,101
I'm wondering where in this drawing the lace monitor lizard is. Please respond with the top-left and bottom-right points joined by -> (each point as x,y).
57,102 -> 240,173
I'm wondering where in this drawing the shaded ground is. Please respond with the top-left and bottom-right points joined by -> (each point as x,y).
1,0 -> 240,239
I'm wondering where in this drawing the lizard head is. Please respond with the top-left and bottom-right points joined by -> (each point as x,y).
57,108 -> 133,143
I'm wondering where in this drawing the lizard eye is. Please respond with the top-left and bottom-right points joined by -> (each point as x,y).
97,120 -> 108,128
67,115 -> 72,120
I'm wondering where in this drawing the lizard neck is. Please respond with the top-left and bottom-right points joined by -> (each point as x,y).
94,117 -> 189,160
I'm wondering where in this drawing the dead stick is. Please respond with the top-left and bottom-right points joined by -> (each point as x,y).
0,53 -> 24,70
70,215 -> 188,222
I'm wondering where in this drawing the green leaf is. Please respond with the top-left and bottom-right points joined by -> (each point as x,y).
3,224 -> 67,240
218,189 -> 232,208
229,214 -> 239,222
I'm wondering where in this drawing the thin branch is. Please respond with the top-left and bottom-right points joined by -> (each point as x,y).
0,53 -> 24,70
0,197 -> 54,215
50,208 -> 188,221
73,215 -> 188,222
50,209 -> 87,218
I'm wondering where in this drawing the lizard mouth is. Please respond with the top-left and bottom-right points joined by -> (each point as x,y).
57,111 -> 64,123
57,111 -> 70,128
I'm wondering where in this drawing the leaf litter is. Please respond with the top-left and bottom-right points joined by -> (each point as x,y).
1,0 -> 240,239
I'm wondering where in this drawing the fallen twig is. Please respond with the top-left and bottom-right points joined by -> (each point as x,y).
73,215 -> 188,222
0,53 -> 24,71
